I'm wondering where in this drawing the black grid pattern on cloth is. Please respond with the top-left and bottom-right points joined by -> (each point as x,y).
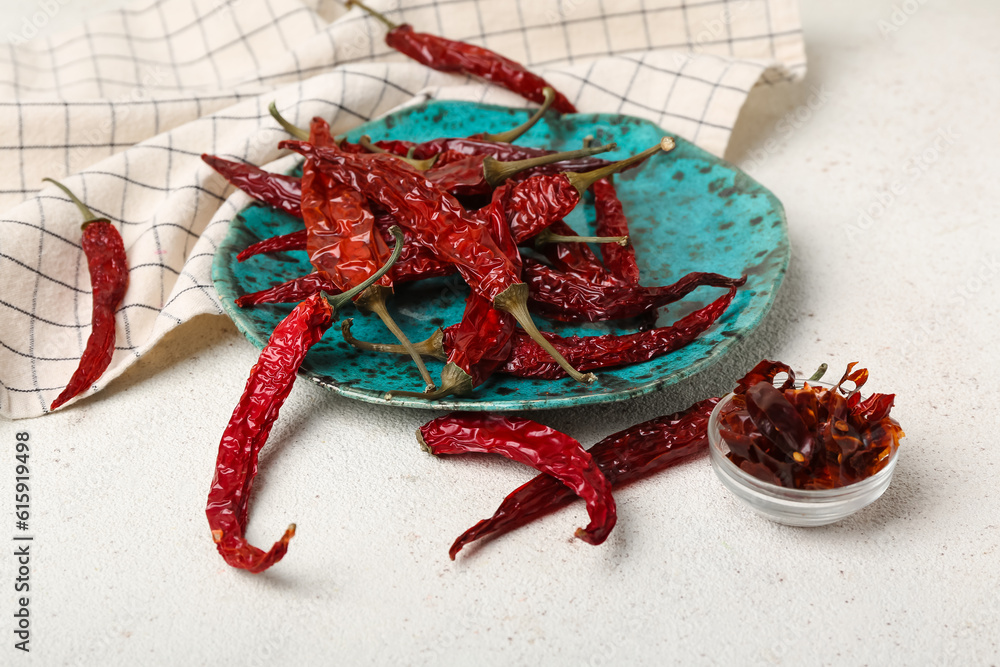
0,0 -> 805,419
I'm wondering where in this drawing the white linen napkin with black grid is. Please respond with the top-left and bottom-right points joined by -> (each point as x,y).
0,0 -> 805,419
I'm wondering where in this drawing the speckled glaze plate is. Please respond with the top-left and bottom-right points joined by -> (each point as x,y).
212,101 -> 789,411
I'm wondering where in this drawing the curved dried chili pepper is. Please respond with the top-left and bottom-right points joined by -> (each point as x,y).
236,272 -> 337,308
296,114 -> 436,391
445,398 -> 718,559
501,286 -> 738,379
279,138 -> 595,385
525,261 -> 746,322
207,226 -> 405,573
346,286 -> 739,381
44,179 -> 129,411
417,413 -> 616,549
348,0 -> 576,113
237,229 -> 307,262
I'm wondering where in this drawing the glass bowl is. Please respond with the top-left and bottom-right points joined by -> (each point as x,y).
708,381 -> 900,527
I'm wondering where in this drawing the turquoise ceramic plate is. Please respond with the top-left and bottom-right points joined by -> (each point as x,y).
213,101 -> 789,411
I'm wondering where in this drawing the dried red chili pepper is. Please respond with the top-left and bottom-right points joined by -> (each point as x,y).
44,179 -> 129,411
207,226 -> 405,573
236,272 -> 337,308
345,286 -> 739,380
279,138 -> 595,386
298,115 -> 436,390
524,260 -> 746,322
718,361 -> 905,490
591,176 -> 640,285
202,153 -> 303,218
494,140 -> 673,246
445,397 -> 718,559
385,180 -> 524,400
348,0 -> 577,113
237,229 -> 306,262
417,413 -> 616,550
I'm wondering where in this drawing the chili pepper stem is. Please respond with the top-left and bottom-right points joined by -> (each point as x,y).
341,318 -> 446,360
386,362 -> 473,401
534,227 -> 629,247
808,363 -> 829,382
480,87 -> 556,144
343,0 -> 399,29
353,285 -> 437,391
268,101 -> 310,140
482,143 -> 617,187
42,178 -> 105,229
325,226 -> 405,314
359,135 -> 438,170
565,137 -> 676,197
494,283 -> 597,384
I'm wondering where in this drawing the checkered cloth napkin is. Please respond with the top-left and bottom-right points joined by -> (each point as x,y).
0,0 -> 805,419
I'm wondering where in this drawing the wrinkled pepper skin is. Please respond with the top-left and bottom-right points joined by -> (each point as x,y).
447,397 -> 719,559
498,286 -> 738,379
50,221 -> 128,410
592,177 -> 640,285
524,261 -> 746,322
385,24 -> 577,113
418,413 -> 616,556
202,154 -> 303,218
206,292 -> 332,573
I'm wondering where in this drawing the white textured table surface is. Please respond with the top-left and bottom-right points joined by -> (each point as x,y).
4,1 -> 1000,665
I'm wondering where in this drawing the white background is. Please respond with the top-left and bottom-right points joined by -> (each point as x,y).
3,0 -> 1000,665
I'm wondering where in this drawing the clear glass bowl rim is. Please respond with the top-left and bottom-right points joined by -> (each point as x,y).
708,379 -> 901,502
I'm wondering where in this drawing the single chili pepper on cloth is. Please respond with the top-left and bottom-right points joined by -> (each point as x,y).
417,414 -> 616,549
43,179 -> 129,411
346,0 -> 577,113
344,286 -> 738,380
207,227 -> 405,573
524,260 -> 746,322
279,138 -> 595,386
445,397 -> 718,559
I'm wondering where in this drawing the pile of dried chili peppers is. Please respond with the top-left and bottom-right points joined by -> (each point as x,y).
716,360 -> 904,489
200,12 -> 752,573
